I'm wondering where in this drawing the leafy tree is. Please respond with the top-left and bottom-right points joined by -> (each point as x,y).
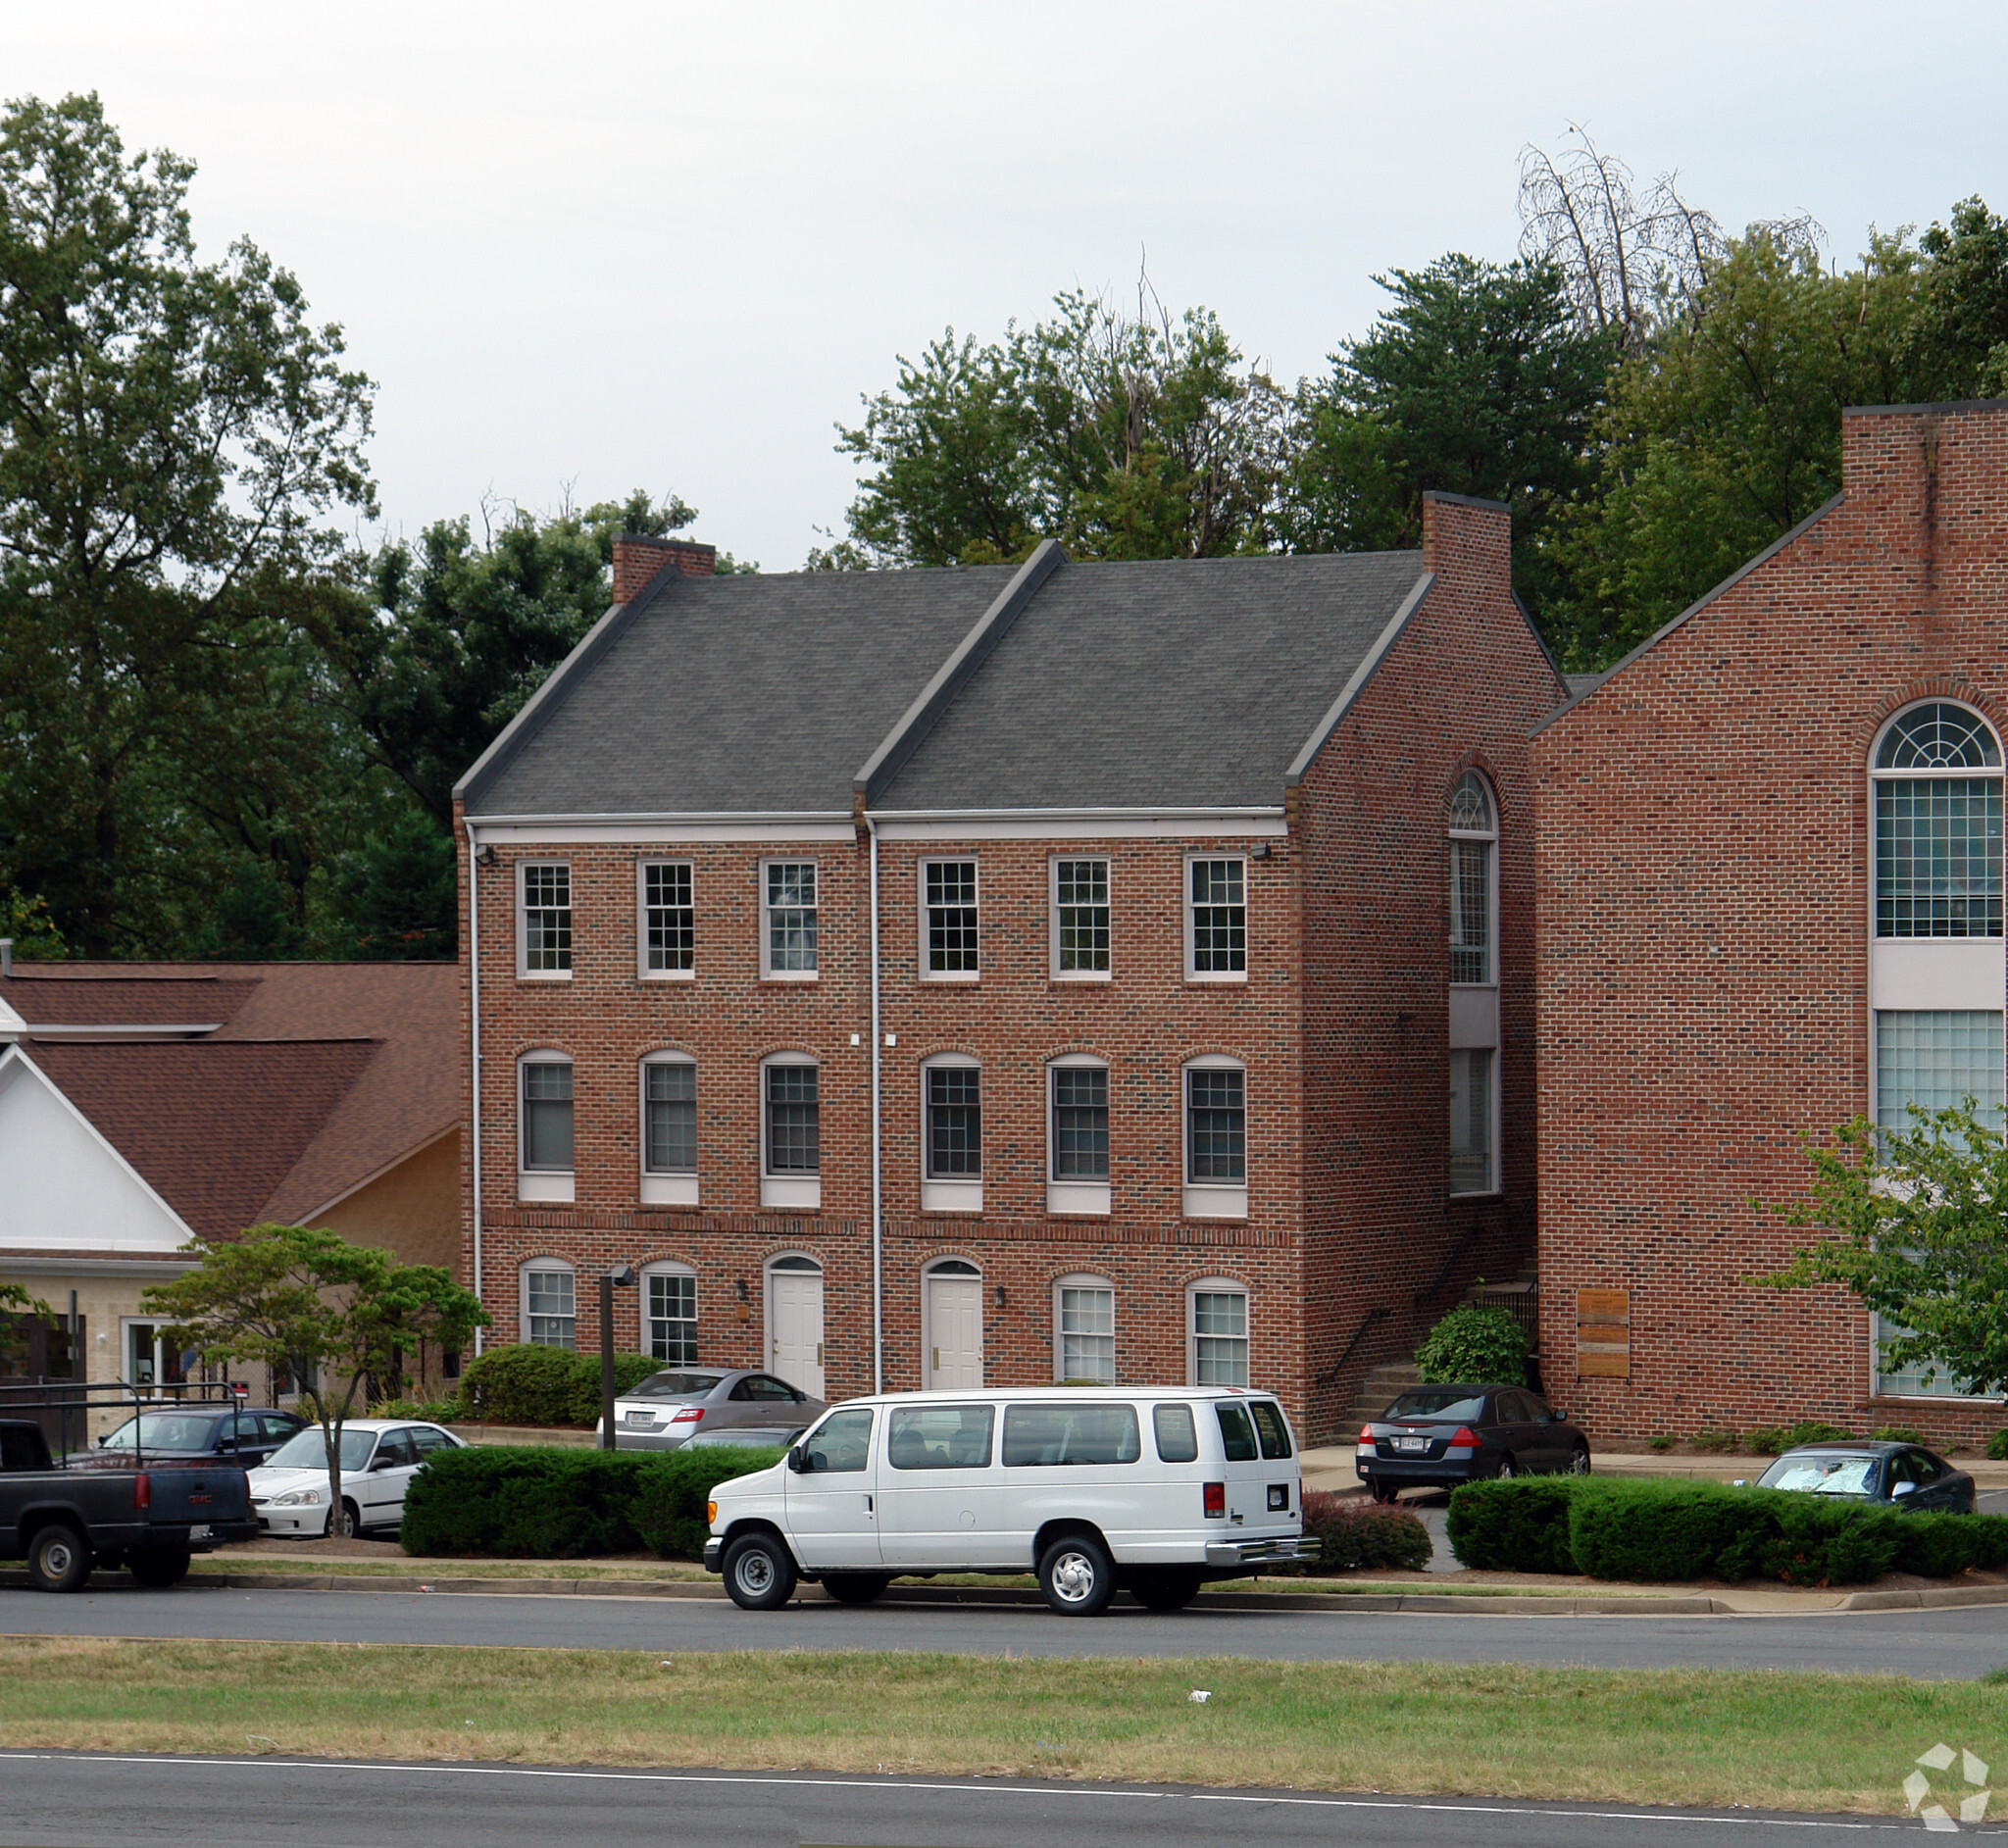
0,890 -> 65,960
326,806 -> 458,961
1762,1101 -> 2008,1396
1903,195 -> 2008,400
0,1266 -> 52,1369
0,93 -> 375,956
143,1224 -> 488,1534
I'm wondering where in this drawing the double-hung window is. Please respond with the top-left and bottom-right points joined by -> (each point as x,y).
642,1265 -> 698,1365
923,859 -> 979,977
1190,1283 -> 1249,1387
922,1058 -> 981,1212
640,862 -> 694,976
1048,1059 -> 1111,1216
1183,1059 -> 1247,1218
1187,857 -> 1246,980
762,1058 -> 821,1209
522,1262 -> 576,1348
520,864 -> 572,977
1052,857 -> 1110,977
640,1055 -> 698,1205
519,1055 -> 575,1203
1055,1275 -> 1116,1384
762,862 -> 818,978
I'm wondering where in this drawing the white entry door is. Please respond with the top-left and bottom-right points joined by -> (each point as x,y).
769,1270 -> 826,1397
927,1273 -> 983,1388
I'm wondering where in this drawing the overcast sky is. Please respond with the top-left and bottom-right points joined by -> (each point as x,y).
12,2 -> 2008,570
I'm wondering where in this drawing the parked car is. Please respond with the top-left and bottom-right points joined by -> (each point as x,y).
1,1417 -> 257,1591
1356,1383 -> 1590,1500
681,1425 -> 809,1451
247,1419 -> 467,1538
597,1369 -> 825,1452
1747,1441 -> 1976,1513
94,1406 -> 306,1470
704,1386 -> 1317,1617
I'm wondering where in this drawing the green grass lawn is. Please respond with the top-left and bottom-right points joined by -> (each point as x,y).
1,1636 -> 2002,1814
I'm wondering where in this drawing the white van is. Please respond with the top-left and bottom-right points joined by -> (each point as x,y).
701,1385 -> 1317,1616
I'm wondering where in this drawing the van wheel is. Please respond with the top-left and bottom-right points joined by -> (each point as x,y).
1130,1570 -> 1202,1612
820,1573 -> 890,1606
723,1533 -> 798,1611
28,1523 -> 92,1593
127,1547 -> 192,1588
1038,1533 -> 1115,1617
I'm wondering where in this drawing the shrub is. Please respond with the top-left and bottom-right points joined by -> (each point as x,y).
633,1447 -> 786,1560
1413,1305 -> 1529,1387
454,1344 -> 662,1426
1646,1433 -> 1676,1452
1445,1476 -> 1579,1573
368,1396 -> 460,1423
1691,1427 -> 1739,1453
1297,1491 -> 1432,1573
400,1446 -> 652,1557
1744,1426 -> 1788,1456
1784,1421 -> 1852,1446
1872,1425 -> 1926,1446
1568,1480 -> 1758,1580
1989,1429 -> 2008,1462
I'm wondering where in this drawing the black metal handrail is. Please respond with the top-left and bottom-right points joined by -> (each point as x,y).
1319,1305 -> 1391,1384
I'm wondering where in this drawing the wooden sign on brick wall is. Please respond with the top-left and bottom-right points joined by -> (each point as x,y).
1576,1288 -> 1631,1379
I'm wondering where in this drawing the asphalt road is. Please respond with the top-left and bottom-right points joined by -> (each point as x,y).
0,1751 -> 1967,1848
8,1582 -> 2008,1677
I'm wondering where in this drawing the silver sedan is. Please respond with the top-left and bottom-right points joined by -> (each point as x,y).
597,1368 -> 824,1451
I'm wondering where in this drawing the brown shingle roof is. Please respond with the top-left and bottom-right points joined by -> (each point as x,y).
2,974 -> 259,1028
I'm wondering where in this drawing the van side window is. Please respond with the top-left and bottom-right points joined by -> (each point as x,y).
1216,1403 -> 1257,1462
803,1407 -> 874,1473
1153,1404 -> 1199,1464
1248,1401 -> 1293,1460
1003,1403 -> 1141,1466
887,1404 -> 994,1470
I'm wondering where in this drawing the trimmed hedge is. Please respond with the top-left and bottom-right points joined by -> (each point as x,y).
1298,1491 -> 1432,1573
1446,1475 -> 2008,1585
454,1344 -> 663,1427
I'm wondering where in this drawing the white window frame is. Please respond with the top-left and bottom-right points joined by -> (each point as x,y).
761,1054 -> 822,1210
1046,1054 -> 1111,1217
1053,1273 -> 1116,1384
1050,854 -> 1112,981
1187,1278 -> 1250,1388
517,861 -> 574,980
520,1260 -> 577,1349
920,1053 -> 982,1214
1184,854 -> 1248,983
1447,771 -> 1499,989
640,1260 -> 699,1365
639,1052 -> 698,1206
759,859 -> 820,981
1181,1055 -> 1248,1220
518,1051 -> 576,1204
919,856 -> 980,982
637,859 -> 695,980
1448,1045 -> 1499,1198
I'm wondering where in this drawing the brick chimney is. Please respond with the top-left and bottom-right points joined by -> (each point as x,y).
1420,489 -> 1510,588
612,532 -> 718,605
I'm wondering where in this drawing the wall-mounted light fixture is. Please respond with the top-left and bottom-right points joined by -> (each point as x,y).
994,1283 -> 1007,1310
475,843 -> 497,867
1251,841 -> 1273,860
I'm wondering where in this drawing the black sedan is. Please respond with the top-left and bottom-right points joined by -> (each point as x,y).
1750,1441 -> 1977,1513
1356,1383 -> 1590,1500
94,1405 -> 305,1469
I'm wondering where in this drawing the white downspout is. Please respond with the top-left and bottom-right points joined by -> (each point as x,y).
868,813 -> 883,1393
464,818 -> 485,1356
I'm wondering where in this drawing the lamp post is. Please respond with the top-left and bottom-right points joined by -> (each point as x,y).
599,1266 -> 636,1451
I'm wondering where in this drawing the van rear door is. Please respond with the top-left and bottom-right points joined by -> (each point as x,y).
1214,1399 -> 1297,1538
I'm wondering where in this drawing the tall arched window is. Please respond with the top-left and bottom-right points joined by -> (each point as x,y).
1447,771 -> 1496,984
1447,771 -> 1500,1196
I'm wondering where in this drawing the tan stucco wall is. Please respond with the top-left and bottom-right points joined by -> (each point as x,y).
313,1131 -> 462,1276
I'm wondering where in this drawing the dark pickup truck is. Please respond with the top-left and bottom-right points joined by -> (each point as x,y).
1,1417 -> 258,1591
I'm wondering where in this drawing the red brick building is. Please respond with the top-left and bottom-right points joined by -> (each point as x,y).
1534,400 -> 2008,1445
454,496 -> 1563,1438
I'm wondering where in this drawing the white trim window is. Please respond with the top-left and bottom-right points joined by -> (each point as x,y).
519,863 -> 573,978
762,1056 -> 821,1210
921,1055 -> 981,1213
1447,770 -> 1502,1194
1051,856 -> 1111,978
1447,772 -> 1497,985
1448,1047 -> 1496,1195
761,861 -> 819,978
1874,702 -> 2004,940
1182,1058 -> 1247,1219
1047,1055 -> 1111,1216
922,858 -> 979,978
1186,856 -> 1247,980
641,1262 -> 698,1365
640,1054 -> 698,1206
1054,1274 -> 1116,1383
639,861 -> 695,977
518,1053 -> 575,1203
1189,1280 -> 1249,1387
521,1260 -> 577,1348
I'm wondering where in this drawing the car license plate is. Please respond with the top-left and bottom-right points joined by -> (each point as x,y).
1395,1436 -> 1430,1454
624,1412 -> 655,1426
188,1524 -> 212,1540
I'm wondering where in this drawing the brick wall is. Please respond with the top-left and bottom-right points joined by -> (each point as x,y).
611,533 -> 717,605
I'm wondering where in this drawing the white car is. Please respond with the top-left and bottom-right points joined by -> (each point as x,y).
704,1385 -> 1316,1616
247,1419 -> 467,1538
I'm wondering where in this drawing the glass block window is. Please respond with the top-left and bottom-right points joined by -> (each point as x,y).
925,860 -> 979,974
1185,1067 -> 1246,1183
1449,1047 -> 1494,1193
521,1061 -> 574,1171
1189,859 -> 1246,974
1058,1283 -> 1116,1384
646,1272 -> 697,1365
765,1062 -> 820,1173
643,863 -> 694,973
522,865 -> 572,973
1051,1066 -> 1109,1179
1055,858 -> 1110,974
1449,840 -> 1492,983
925,1065 -> 981,1177
644,1060 -> 697,1173
1876,702 -> 2002,770
524,1266 -> 575,1348
1876,779 -> 2003,937
1192,1288 -> 1249,1387
765,863 -> 818,974
1875,1011 -> 2004,1131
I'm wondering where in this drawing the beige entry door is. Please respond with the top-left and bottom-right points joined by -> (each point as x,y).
769,1264 -> 826,1397
926,1269 -> 983,1388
